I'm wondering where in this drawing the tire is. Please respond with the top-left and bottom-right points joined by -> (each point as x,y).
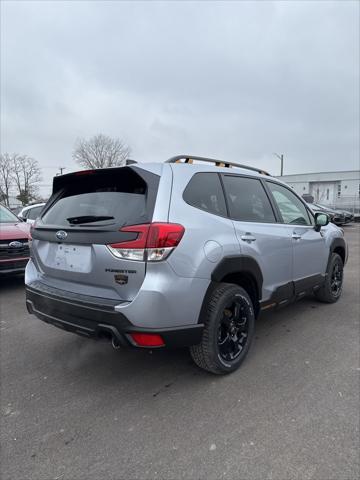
314,253 -> 344,303
190,283 -> 255,375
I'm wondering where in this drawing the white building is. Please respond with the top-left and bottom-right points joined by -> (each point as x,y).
276,170 -> 360,214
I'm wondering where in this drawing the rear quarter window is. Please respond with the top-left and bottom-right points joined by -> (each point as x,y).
183,172 -> 227,217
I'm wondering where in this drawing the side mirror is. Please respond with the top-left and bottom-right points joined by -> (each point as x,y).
314,212 -> 329,231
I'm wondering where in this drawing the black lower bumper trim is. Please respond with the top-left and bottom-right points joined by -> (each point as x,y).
26,284 -> 203,348
0,258 -> 28,274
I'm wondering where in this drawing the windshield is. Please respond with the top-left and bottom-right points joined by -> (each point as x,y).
0,204 -> 20,223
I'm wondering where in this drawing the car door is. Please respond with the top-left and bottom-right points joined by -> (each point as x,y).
266,181 -> 328,294
221,174 -> 293,304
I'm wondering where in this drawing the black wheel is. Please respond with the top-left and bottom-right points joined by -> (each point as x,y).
314,253 -> 344,303
190,283 -> 255,374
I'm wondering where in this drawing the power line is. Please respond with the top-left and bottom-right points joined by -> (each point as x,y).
39,164 -> 72,169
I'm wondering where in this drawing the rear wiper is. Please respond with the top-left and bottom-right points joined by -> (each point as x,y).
66,215 -> 114,224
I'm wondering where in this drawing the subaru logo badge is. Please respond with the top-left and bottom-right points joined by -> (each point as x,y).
9,241 -> 23,248
56,230 -> 67,241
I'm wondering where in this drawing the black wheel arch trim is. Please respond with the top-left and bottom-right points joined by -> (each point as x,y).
199,256 -> 263,321
329,237 -> 347,265
211,255 -> 263,294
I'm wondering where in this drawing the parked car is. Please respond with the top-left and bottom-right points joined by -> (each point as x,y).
25,156 -> 347,374
307,203 -> 346,225
0,204 -> 31,275
11,206 -> 23,216
18,203 -> 45,224
312,203 -> 354,224
341,210 -> 355,223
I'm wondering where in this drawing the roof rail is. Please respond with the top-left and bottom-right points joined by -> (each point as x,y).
165,155 -> 270,176
125,159 -> 138,165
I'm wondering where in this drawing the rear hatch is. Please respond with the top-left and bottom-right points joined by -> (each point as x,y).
31,166 -> 160,301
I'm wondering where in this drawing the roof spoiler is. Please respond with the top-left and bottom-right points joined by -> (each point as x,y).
52,162 -> 137,195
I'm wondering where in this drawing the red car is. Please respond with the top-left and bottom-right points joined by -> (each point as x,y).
0,204 -> 31,275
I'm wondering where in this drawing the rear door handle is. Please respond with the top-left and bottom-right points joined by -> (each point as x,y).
240,233 -> 256,243
292,234 -> 301,240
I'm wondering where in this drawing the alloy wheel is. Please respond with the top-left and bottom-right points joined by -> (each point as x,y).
217,298 -> 249,362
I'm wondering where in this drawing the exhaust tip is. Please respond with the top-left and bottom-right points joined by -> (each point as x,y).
112,337 -> 121,349
97,324 -> 126,348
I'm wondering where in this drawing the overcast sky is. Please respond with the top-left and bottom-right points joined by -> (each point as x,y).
1,0 -> 359,195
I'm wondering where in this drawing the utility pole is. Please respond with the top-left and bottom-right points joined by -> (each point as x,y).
273,153 -> 284,176
59,167 -> 66,175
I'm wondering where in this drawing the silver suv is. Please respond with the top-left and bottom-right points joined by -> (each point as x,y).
25,156 -> 347,374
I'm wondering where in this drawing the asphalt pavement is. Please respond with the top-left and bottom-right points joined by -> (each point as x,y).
1,225 -> 359,480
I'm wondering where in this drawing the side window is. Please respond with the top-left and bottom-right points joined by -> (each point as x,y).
183,173 -> 227,217
267,182 -> 311,225
27,206 -> 43,220
222,176 -> 276,223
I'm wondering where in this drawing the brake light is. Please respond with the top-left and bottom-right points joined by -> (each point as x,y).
146,223 -> 184,248
107,222 -> 184,262
114,224 -> 150,249
130,333 -> 165,347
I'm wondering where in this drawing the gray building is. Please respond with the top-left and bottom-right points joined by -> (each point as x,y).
277,170 -> 360,214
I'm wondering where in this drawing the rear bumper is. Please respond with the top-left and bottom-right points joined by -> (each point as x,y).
25,282 -> 204,348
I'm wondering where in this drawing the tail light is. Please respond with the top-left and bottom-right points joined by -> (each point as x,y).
107,222 -> 185,262
29,219 -> 38,240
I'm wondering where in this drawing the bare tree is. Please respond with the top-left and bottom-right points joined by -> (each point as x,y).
12,155 -> 42,205
73,134 -> 131,169
0,153 -> 14,206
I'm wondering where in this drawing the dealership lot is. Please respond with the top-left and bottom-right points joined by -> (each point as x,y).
1,225 -> 359,480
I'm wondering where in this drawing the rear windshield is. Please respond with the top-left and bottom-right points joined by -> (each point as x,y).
41,167 -> 159,227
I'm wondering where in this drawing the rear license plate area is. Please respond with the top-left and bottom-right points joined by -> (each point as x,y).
50,244 -> 91,273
